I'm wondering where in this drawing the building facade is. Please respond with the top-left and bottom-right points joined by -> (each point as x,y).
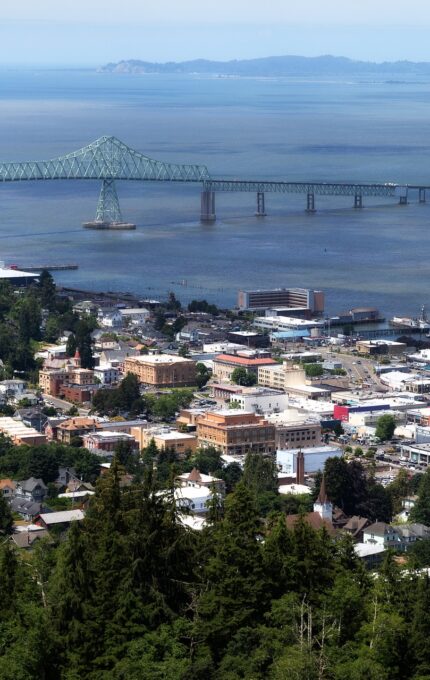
238,288 -> 324,313
124,354 -> 196,387
196,409 -> 276,456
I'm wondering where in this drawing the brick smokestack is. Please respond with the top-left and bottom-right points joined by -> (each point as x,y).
296,448 -> 305,485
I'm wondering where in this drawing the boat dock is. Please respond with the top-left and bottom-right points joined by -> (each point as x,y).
12,264 -> 79,272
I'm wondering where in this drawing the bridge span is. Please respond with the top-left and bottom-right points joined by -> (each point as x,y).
0,135 -> 428,226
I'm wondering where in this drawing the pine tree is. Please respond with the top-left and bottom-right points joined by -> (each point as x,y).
197,482 -> 268,657
410,469 -> 430,526
0,492 -> 13,534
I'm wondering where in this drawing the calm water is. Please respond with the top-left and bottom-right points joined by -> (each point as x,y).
1,68 -> 430,315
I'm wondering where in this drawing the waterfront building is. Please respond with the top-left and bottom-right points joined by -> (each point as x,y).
124,354 -> 197,387
356,339 -> 407,356
238,288 -> 324,314
196,409 -> 276,456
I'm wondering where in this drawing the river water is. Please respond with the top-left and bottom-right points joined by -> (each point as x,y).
1,68 -> 430,316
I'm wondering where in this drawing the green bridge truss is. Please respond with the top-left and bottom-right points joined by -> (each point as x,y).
0,135 -> 211,224
0,135 -> 428,223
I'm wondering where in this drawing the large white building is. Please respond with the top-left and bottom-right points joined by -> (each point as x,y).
277,445 -> 343,475
230,387 -> 290,414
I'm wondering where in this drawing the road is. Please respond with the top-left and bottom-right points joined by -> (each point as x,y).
318,347 -> 389,392
42,394 -> 90,417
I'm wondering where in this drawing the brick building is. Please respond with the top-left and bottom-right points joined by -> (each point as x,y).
124,354 -> 196,387
196,409 -> 276,456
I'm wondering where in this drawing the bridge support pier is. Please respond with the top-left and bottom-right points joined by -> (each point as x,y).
419,188 -> 426,203
255,192 -> 266,216
306,192 -> 316,213
354,194 -> 363,209
398,188 -> 408,205
200,190 -> 216,222
82,179 -> 136,230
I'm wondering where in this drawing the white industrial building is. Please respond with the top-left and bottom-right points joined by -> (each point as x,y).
276,445 -> 343,475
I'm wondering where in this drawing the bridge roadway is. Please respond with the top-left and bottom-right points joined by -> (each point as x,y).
200,180 -> 430,220
0,135 -> 429,224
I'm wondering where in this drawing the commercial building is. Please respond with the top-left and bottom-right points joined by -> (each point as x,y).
258,363 -> 306,391
0,417 -> 47,446
267,411 -> 322,449
254,316 -> 324,333
124,354 -> 196,387
228,387 -> 290,414
238,288 -> 324,314
82,431 -> 139,456
227,330 -> 270,348
131,426 -> 198,456
212,353 -> 277,382
0,264 -> 39,287
356,339 -> 407,356
196,409 -> 276,456
276,445 -> 343,475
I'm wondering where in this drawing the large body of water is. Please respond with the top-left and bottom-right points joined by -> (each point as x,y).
1,68 -> 430,316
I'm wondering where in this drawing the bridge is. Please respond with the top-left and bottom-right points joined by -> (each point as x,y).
0,135 -> 428,226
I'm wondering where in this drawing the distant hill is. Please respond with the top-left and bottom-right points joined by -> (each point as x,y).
99,55 -> 430,76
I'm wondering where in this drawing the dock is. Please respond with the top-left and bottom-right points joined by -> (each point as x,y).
12,264 -> 79,272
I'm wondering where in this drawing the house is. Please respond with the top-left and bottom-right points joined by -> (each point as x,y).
98,310 -> 123,328
10,498 -> 44,521
15,408 -> 48,433
0,478 -> 16,500
0,379 -> 26,399
11,527 -> 50,550
73,300 -> 99,317
93,366 -> 119,385
15,478 -> 48,503
354,542 -> 386,569
37,509 -> 85,528
56,417 -> 100,444
363,522 -> 401,549
343,516 -> 372,543
176,468 -> 225,496
120,308 -> 150,326
392,523 -> 430,551
173,486 -> 213,514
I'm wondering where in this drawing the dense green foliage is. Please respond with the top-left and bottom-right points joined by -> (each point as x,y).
230,367 -> 257,386
92,378 -> 194,419
188,299 -> 220,315
375,414 -> 396,441
303,362 -> 324,378
2,460 -> 430,679
314,457 -> 392,522
0,434 -> 100,483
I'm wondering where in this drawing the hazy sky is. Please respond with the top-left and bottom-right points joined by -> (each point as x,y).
3,0 -> 430,65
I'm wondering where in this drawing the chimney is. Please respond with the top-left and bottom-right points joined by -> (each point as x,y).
296,448 -> 305,485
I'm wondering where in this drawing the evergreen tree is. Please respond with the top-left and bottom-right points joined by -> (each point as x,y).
0,492 -> 13,534
38,269 -> 56,310
197,482 -> 268,657
411,469 -> 430,526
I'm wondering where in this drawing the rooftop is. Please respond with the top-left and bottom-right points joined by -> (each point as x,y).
127,354 -> 194,364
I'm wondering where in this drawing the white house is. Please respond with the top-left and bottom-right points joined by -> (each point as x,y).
98,310 -> 123,329
94,366 -> 120,385
173,486 -> 212,514
0,379 -> 26,398
120,308 -> 150,326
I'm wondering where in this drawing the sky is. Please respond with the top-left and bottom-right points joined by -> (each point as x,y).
3,0 -> 430,66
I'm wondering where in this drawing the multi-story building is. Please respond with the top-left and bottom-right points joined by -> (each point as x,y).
258,363 -> 306,391
124,354 -> 197,388
131,426 -> 198,457
176,468 -> 226,496
82,431 -> 139,456
268,412 -> 322,449
238,288 -> 324,313
56,417 -> 100,445
212,354 -> 277,382
196,409 -> 276,456
0,417 -> 47,446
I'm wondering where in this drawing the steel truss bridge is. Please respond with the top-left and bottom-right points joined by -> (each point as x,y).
0,135 -> 428,225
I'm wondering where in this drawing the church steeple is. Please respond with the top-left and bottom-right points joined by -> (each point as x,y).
314,474 -> 332,521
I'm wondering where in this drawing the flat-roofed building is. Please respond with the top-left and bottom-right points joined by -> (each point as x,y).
82,431 -> 139,455
196,409 -> 276,456
277,445 -> 343,475
131,426 -> 198,456
238,288 -> 324,313
268,410 -> 322,449
258,363 -> 306,391
356,339 -> 407,356
0,417 -> 47,446
124,354 -> 196,387
212,354 -> 277,382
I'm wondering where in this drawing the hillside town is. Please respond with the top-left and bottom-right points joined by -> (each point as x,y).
3,271 -> 430,676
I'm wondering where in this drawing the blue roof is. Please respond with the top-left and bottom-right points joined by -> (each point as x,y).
271,330 -> 310,339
